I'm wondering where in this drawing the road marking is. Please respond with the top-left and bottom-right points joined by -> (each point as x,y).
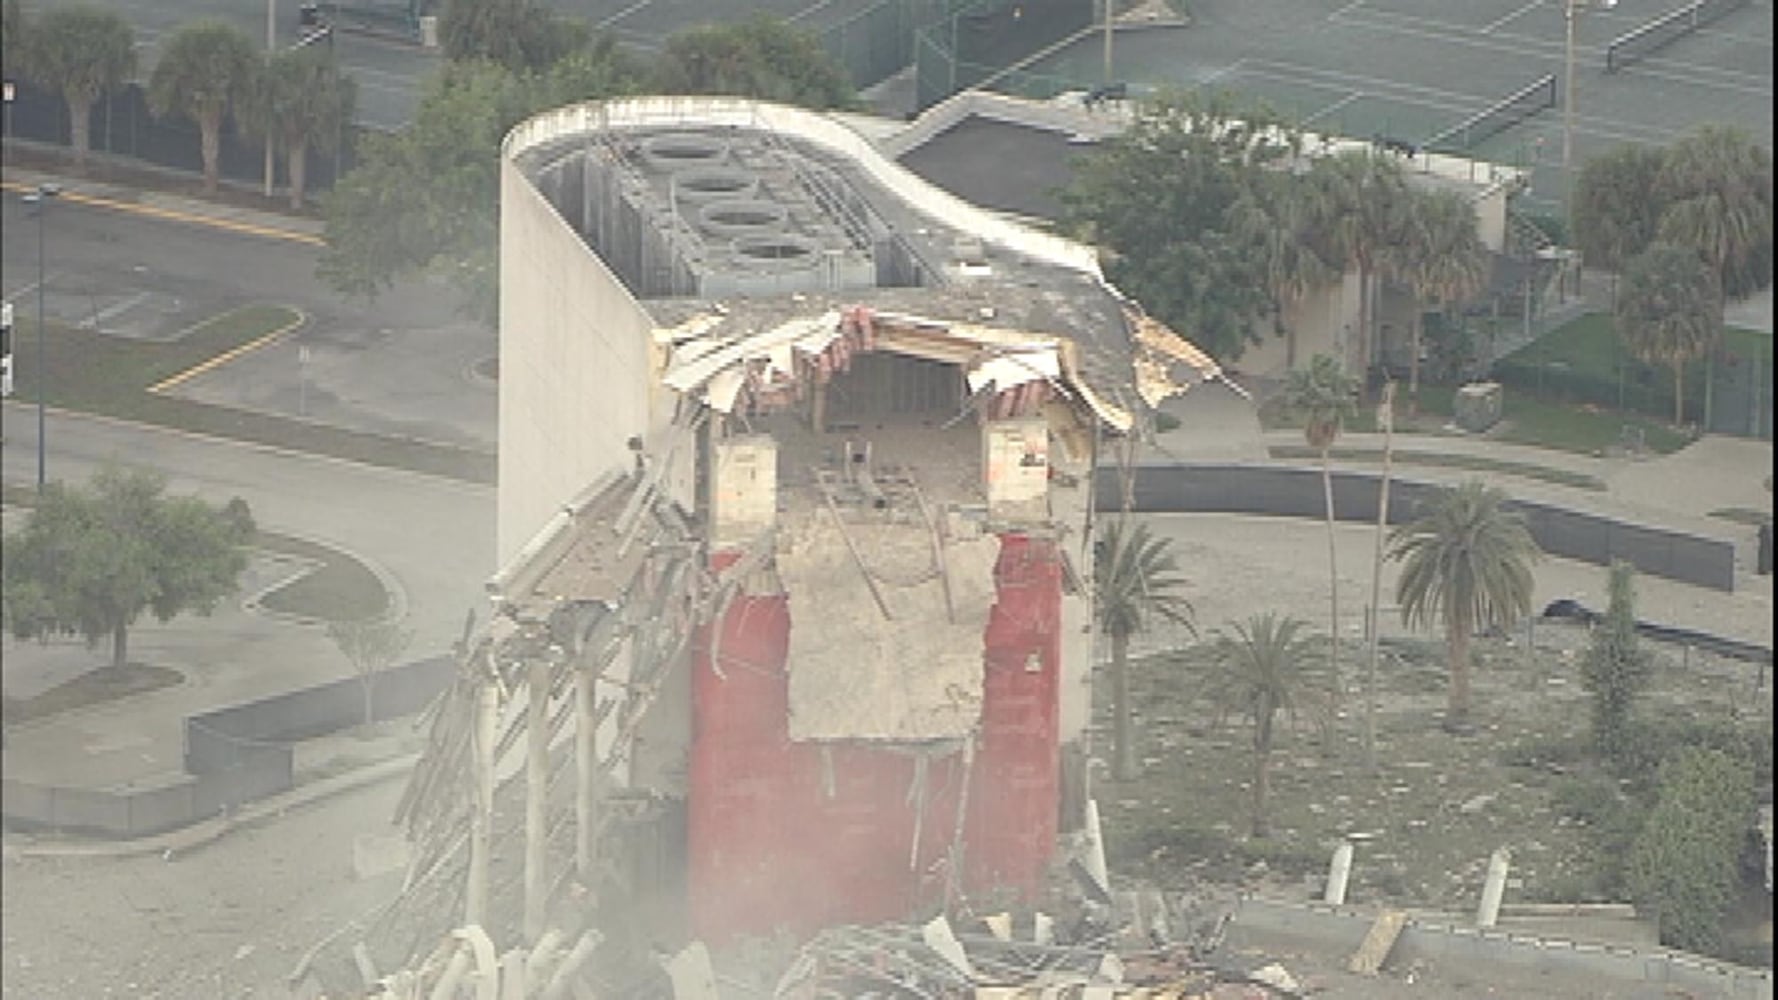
1301,91 -> 1366,126
146,307 -> 308,394
2,279 -> 47,306
1331,0 -> 1367,18
1481,0 -> 1544,35
77,291 -> 152,330
596,0 -> 654,29
0,181 -> 326,246
1200,58 -> 1249,84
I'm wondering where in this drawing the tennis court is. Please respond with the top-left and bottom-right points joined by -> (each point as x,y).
1004,0 -> 1771,214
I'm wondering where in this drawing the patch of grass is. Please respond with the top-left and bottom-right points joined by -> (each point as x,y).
1709,507 -> 1772,527
1491,393 -> 1694,456
1266,445 -> 1607,490
1,663 -> 184,724
7,310 -> 495,485
253,531 -> 390,624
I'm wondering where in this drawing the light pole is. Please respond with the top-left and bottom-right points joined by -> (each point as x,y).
22,183 -> 60,489
1562,0 -> 1617,224
265,0 -> 277,199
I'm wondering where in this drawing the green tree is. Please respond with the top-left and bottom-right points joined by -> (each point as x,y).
1626,746 -> 1756,954
1283,354 -> 1358,693
1579,561 -> 1654,762
1062,90 -> 1296,360
1203,612 -> 1327,838
328,617 -> 414,727
653,14 -> 857,111
318,41 -> 642,325
1615,241 -> 1719,425
1229,173 -> 1341,369
147,21 -> 261,195
1657,125 -> 1775,307
1095,518 -> 1197,781
440,0 -> 588,73
1572,143 -> 1668,299
28,5 -> 136,168
1395,187 -> 1490,411
1389,480 -> 1539,732
1,468 -> 255,669
240,45 -> 356,210
1308,150 -> 1407,382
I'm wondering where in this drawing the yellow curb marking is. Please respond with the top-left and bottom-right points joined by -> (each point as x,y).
147,307 -> 307,394
0,180 -> 326,246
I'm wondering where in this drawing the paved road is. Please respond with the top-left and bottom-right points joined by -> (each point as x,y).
0,185 -> 497,451
0,402 -> 494,658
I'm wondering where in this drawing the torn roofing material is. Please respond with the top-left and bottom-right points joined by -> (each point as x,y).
650,291 -> 1232,434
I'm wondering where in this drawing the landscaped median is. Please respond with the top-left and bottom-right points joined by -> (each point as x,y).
5,305 -> 495,484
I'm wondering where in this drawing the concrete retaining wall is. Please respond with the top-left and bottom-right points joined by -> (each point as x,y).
1229,897 -> 1775,999
1097,464 -> 1738,592
3,657 -> 451,839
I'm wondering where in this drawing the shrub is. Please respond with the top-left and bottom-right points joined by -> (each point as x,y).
1626,747 -> 1757,954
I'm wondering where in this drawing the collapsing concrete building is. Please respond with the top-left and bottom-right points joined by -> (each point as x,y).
414,96 -> 1232,964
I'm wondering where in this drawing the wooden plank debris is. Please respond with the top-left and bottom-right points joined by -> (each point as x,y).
1347,908 -> 1407,975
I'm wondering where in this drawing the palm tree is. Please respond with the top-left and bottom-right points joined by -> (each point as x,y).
147,21 -> 261,195
241,46 -> 357,209
1572,144 -> 1668,303
1283,354 -> 1359,693
1230,175 -> 1341,369
28,5 -> 135,168
1389,480 -> 1540,732
1396,188 -> 1491,412
1616,241 -> 1719,425
1308,150 -> 1407,383
1095,518 -> 1197,781
1203,613 -> 1328,838
1657,125 -> 1775,309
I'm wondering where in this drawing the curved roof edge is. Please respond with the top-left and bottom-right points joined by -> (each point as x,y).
501,95 -> 1107,284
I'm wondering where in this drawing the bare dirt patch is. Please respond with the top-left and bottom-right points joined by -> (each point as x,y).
1,663 -> 184,726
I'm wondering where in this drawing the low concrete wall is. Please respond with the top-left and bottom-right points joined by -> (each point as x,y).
1230,897 -> 1775,999
1097,464 -> 1738,592
3,656 -> 451,839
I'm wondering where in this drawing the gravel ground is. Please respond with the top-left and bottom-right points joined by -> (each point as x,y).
1,778 -> 406,999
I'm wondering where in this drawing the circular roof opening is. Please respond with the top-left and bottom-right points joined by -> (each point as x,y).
672,166 -> 759,202
698,199 -> 788,237
734,234 -> 820,266
640,134 -> 728,171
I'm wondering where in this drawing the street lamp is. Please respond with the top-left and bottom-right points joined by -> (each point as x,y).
21,182 -> 59,488
1562,0 -> 1617,223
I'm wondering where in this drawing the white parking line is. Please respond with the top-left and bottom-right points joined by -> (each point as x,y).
1331,0 -> 1367,18
1301,92 -> 1365,125
76,291 -> 152,330
2,280 -> 45,306
596,0 -> 655,29
1481,0 -> 1545,35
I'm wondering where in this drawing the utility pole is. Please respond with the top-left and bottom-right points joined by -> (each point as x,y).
264,0 -> 277,199
1102,0 -> 1115,83
1364,380 -> 1395,771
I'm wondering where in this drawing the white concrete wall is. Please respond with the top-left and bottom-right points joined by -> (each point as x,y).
1234,270 -> 1361,379
497,157 -> 658,567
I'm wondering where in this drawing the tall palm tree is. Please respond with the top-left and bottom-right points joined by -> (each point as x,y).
1572,144 -> 1668,303
1616,241 -> 1720,425
147,21 -> 261,195
1308,150 -> 1407,383
1230,174 -> 1341,369
1389,480 -> 1540,732
1397,188 -> 1491,412
1657,125 -> 1775,309
241,46 -> 357,209
1283,354 -> 1358,694
1095,518 -> 1197,781
1203,613 -> 1328,838
28,5 -> 135,168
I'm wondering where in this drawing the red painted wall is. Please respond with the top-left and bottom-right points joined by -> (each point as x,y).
686,536 -> 1064,943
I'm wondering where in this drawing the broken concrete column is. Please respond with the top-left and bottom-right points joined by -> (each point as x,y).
1476,848 -> 1512,928
1324,840 -> 1354,905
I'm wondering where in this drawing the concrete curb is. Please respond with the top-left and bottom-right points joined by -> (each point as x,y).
2,752 -> 418,861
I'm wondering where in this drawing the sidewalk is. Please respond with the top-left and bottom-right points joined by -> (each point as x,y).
1,162 -> 325,242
